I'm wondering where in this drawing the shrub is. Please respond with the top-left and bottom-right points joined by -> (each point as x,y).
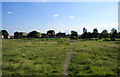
42,38 -> 45,41
58,40 -> 64,44
104,38 -> 109,41
64,42 -> 70,45
110,38 -> 115,41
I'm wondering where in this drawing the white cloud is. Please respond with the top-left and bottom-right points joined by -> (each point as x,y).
52,14 -> 59,17
69,16 -> 75,19
7,11 -> 13,14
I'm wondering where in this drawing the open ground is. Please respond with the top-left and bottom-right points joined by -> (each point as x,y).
2,38 -> 120,75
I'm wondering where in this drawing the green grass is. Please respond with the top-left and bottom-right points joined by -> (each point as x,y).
2,38 -> 70,75
2,38 -> 120,75
68,40 -> 120,75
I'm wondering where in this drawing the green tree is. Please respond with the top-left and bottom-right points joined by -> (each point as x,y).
100,30 -> 108,38
19,32 -> 23,38
117,32 -> 120,38
1,30 -> 9,37
70,31 -> 78,40
81,32 -> 88,38
87,32 -> 92,38
28,31 -> 40,38
47,30 -> 55,38
81,32 -> 93,39
14,32 -> 20,39
92,28 -> 99,38
110,28 -> 117,38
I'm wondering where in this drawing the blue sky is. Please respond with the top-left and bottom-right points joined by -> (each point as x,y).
2,0 -> 119,2
2,2 -> 118,35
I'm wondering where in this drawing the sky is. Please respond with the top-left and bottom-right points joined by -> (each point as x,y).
2,0 -> 120,2
2,2 -> 118,35
0,2 -> 1,30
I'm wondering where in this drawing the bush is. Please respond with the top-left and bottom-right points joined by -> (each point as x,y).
64,42 -> 70,45
58,40 -> 63,44
110,38 -> 115,41
104,38 -> 109,41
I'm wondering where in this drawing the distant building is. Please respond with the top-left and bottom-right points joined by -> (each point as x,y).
56,32 -> 66,38
7,35 -> 11,39
22,32 -> 28,36
1,35 -> 4,39
14,32 -> 28,39
83,27 -> 87,33
20,32 -> 28,38
1,35 -> 13,39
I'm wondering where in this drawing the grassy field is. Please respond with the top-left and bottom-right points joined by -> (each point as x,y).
68,40 -> 120,75
2,38 -> 70,75
2,38 -> 120,75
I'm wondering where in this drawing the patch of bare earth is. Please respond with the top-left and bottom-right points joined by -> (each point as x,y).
62,41 -> 76,75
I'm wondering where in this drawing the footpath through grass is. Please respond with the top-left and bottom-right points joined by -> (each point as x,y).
2,38 -> 120,75
68,40 -> 120,75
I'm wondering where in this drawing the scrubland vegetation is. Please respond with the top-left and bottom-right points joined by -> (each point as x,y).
2,38 -> 120,75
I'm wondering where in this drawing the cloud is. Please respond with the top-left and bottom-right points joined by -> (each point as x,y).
52,14 -> 59,17
7,11 -> 13,14
69,16 -> 75,19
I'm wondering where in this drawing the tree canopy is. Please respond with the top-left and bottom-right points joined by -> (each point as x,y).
47,30 -> 55,38
92,28 -> 99,38
28,31 -> 40,38
1,30 -> 9,36
100,30 -> 108,38
110,28 -> 117,38
70,31 -> 78,39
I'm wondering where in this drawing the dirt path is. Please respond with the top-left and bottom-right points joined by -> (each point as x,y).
62,41 -> 75,75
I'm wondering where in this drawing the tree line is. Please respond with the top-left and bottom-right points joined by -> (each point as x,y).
1,28 -> 120,41
79,28 -> 120,41
69,28 -> 120,41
